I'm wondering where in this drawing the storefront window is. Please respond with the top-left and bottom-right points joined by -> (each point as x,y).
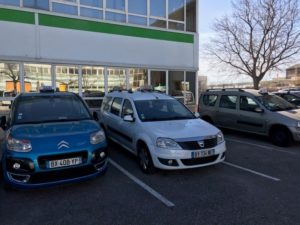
107,68 -> 126,92
106,12 -> 126,22
186,0 -> 196,32
23,0 -> 49,10
128,68 -> 147,91
80,7 -> 103,19
168,71 -> 184,103
80,0 -> 102,8
150,0 -> 166,18
150,19 -> 166,28
0,0 -> 19,6
24,63 -> 51,92
150,71 -> 166,93
128,0 -> 147,15
0,63 -> 20,112
56,65 -> 79,93
106,0 -> 125,11
185,72 -> 196,105
52,2 -> 78,15
128,15 -> 147,25
82,66 -> 105,108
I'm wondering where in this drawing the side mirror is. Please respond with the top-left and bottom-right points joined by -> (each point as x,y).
0,116 -> 6,129
123,114 -> 135,122
194,112 -> 200,118
254,107 -> 264,113
92,111 -> 99,121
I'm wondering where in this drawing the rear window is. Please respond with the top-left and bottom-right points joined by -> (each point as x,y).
14,94 -> 91,124
202,94 -> 218,106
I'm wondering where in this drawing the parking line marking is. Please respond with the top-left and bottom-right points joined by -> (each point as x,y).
225,138 -> 299,156
223,161 -> 281,182
109,159 -> 175,208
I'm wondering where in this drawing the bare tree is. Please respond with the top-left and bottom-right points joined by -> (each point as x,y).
208,0 -> 300,89
0,63 -> 20,93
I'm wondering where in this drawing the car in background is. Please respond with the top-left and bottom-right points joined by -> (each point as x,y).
273,91 -> 300,107
99,88 -> 226,174
199,88 -> 300,147
0,90 -> 108,189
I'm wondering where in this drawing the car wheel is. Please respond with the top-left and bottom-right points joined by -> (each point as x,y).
270,128 -> 292,147
138,145 -> 156,174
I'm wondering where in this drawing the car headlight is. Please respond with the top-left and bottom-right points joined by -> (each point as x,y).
7,135 -> 32,152
217,131 -> 224,144
297,121 -> 300,128
90,130 -> 105,145
156,138 -> 182,150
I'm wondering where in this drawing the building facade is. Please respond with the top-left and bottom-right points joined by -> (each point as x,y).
286,64 -> 300,79
0,0 -> 199,114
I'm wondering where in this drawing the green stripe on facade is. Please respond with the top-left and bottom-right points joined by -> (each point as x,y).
39,14 -> 194,44
0,8 -> 34,24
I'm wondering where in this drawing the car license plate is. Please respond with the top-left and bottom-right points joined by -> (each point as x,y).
191,149 -> 215,158
48,157 -> 82,169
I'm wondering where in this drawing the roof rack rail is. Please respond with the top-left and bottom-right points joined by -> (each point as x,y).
109,87 -> 133,93
206,88 -> 244,92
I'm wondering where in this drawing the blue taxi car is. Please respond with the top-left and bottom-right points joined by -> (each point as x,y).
0,90 -> 108,189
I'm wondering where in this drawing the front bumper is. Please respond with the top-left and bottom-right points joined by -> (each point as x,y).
289,126 -> 300,142
2,148 -> 108,189
149,141 -> 226,170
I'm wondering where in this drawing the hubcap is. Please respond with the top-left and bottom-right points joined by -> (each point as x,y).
139,148 -> 149,170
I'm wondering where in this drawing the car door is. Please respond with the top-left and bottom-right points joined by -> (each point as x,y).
216,94 -> 239,129
237,95 -> 267,134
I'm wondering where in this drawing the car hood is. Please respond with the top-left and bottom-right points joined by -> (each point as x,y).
9,120 -> 100,153
277,108 -> 300,120
143,119 -> 220,140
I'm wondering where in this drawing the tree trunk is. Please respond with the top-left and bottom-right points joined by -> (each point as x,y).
252,78 -> 260,90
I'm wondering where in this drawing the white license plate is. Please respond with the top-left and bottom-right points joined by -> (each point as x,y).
48,157 -> 82,169
191,149 -> 215,158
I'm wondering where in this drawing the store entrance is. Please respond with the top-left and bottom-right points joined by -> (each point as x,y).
150,70 -> 167,93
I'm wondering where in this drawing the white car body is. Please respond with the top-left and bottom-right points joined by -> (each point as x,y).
100,90 -> 226,170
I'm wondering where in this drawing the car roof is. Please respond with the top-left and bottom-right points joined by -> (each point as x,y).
106,90 -> 174,101
204,88 -> 267,97
18,91 -> 77,98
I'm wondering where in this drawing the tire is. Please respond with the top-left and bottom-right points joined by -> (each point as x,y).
270,128 -> 292,147
138,145 -> 156,174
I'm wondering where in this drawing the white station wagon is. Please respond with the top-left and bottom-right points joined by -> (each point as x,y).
100,89 -> 226,173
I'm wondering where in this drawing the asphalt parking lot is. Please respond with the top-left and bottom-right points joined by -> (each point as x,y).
0,130 -> 300,225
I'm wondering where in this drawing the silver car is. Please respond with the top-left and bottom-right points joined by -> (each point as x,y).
199,89 -> 300,147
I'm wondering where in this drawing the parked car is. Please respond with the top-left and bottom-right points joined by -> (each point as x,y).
0,89 -> 108,189
273,91 -> 300,107
198,88 -> 300,147
99,88 -> 226,174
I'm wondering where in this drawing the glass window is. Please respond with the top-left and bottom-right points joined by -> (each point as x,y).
0,0 -> 19,6
168,71 -> 184,103
0,63 -> 20,111
121,99 -> 134,118
106,0 -> 125,11
203,95 -> 218,106
149,19 -> 166,28
80,7 -> 103,19
106,12 -> 126,22
128,0 -> 147,15
128,15 -> 147,26
128,68 -> 147,91
56,65 -> 79,93
24,64 -> 51,93
80,0 -> 102,7
52,3 -> 78,15
240,96 -> 259,112
168,0 -> 184,21
168,21 -> 184,31
151,71 -> 166,93
110,97 -> 123,116
150,0 -> 166,18
219,95 -> 237,109
186,0 -> 196,32
185,72 -> 196,104
256,95 -> 295,111
23,0 -> 49,10
101,96 -> 113,112
107,68 -> 126,92
134,99 -> 195,122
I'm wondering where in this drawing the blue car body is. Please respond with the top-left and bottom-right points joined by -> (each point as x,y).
1,92 -> 108,189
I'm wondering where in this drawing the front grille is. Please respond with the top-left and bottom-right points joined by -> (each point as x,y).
29,165 -> 97,184
181,155 -> 219,166
38,151 -> 88,169
178,137 -> 218,150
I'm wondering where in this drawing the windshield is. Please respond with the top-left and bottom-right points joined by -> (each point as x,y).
255,94 -> 296,111
14,95 -> 91,125
134,99 -> 195,122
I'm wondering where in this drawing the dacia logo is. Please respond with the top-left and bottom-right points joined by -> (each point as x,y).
57,140 -> 70,150
197,141 -> 205,148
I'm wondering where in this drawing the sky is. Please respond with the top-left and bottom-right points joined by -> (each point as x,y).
197,0 -> 293,85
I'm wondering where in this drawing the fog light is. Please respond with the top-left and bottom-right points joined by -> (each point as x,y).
100,152 -> 106,158
167,160 -> 173,165
92,153 -> 96,160
13,163 -> 21,170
